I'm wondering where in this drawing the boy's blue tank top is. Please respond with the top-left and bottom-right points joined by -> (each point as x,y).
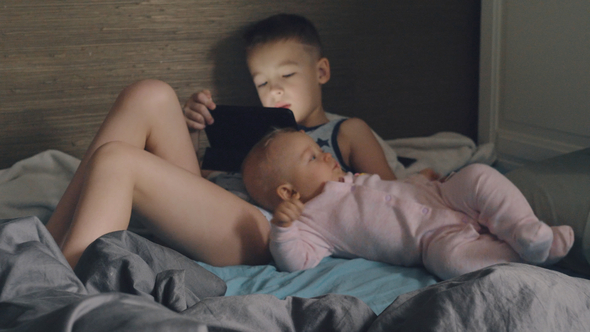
298,118 -> 355,173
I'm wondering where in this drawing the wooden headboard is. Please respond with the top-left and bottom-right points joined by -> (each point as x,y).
0,1 -> 480,169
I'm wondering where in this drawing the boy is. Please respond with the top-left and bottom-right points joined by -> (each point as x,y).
184,14 -> 398,180
241,128 -> 574,280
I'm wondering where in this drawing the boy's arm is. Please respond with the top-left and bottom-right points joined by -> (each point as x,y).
183,89 -> 224,175
338,118 -> 397,180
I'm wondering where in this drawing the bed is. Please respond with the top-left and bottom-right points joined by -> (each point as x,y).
2,1 -> 590,331
2,142 -> 590,331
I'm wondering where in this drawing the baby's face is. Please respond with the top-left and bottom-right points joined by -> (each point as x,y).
270,131 -> 346,203
246,39 -> 328,127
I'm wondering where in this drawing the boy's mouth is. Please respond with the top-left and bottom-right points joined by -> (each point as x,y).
275,103 -> 291,109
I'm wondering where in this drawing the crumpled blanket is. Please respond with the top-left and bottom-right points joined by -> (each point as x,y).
386,131 -> 497,178
3,216 -> 590,332
0,216 -> 376,332
369,263 -> 590,332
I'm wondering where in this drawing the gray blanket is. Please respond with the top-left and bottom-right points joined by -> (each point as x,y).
2,216 -> 590,332
0,216 -> 375,332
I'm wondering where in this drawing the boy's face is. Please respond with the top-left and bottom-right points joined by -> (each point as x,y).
270,131 -> 345,203
247,39 -> 329,126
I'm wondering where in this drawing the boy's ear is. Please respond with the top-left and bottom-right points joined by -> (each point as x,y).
276,183 -> 297,201
317,57 -> 330,84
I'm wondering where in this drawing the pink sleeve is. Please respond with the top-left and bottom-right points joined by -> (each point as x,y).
269,222 -> 333,272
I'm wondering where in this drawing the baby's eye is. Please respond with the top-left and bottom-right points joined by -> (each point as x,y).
310,155 -> 316,161
256,82 -> 268,88
283,73 -> 295,78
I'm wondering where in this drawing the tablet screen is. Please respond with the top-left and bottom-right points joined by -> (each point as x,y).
201,105 -> 297,172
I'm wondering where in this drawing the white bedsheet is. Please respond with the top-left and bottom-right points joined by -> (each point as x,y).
0,150 -> 79,223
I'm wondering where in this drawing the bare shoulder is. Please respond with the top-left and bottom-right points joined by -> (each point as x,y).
338,117 -> 396,180
339,117 -> 375,140
336,118 -> 375,165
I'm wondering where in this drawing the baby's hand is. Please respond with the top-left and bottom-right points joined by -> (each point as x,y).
271,193 -> 304,228
419,168 -> 440,181
183,89 -> 216,131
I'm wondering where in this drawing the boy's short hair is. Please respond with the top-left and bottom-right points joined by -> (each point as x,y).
242,127 -> 298,211
243,13 -> 323,57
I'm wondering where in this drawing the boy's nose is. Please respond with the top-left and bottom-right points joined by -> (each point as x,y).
270,83 -> 283,95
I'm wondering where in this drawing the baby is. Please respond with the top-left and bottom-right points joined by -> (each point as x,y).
241,128 -> 575,280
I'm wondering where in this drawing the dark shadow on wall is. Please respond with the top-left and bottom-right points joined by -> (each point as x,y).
208,29 -> 261,107
204,2 -> 481,143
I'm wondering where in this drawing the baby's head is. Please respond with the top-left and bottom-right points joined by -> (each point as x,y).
242,14 -> 330,125
242,128 -> 346,212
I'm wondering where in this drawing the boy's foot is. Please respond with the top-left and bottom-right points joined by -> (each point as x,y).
513,221 -> 553,264
543,225 -> 575,265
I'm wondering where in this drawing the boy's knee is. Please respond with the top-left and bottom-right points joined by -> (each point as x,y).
123,79 -> 174,97
111,79 -> 183,129
119,79 -> 179,111
89,141 -> 136,174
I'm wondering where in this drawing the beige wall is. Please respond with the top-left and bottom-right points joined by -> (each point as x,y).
480,0 -> 590,168
0,1 -> 480,168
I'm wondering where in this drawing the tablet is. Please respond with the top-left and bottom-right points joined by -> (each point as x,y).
201,105 -> 298,172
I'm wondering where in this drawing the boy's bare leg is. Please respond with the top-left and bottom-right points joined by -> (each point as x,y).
46,79 -> 201,247
61,141 -> 270,268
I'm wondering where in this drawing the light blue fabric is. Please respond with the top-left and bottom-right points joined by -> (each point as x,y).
199,257 -> 437,314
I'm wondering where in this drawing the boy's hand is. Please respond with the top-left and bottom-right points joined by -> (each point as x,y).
271,193 -> 304,228
183,90 -> 216,131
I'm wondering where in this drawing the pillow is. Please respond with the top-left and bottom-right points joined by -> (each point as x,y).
505,148 -> 590,276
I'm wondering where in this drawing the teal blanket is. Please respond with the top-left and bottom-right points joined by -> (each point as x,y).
200,257 -> 437,314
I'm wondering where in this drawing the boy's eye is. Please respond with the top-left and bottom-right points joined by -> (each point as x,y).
283,73 -> 295,78
257,82 -> 268,88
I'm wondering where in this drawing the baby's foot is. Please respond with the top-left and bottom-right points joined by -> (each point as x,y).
513,221 -> 553,264
543,225 -> 574,265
